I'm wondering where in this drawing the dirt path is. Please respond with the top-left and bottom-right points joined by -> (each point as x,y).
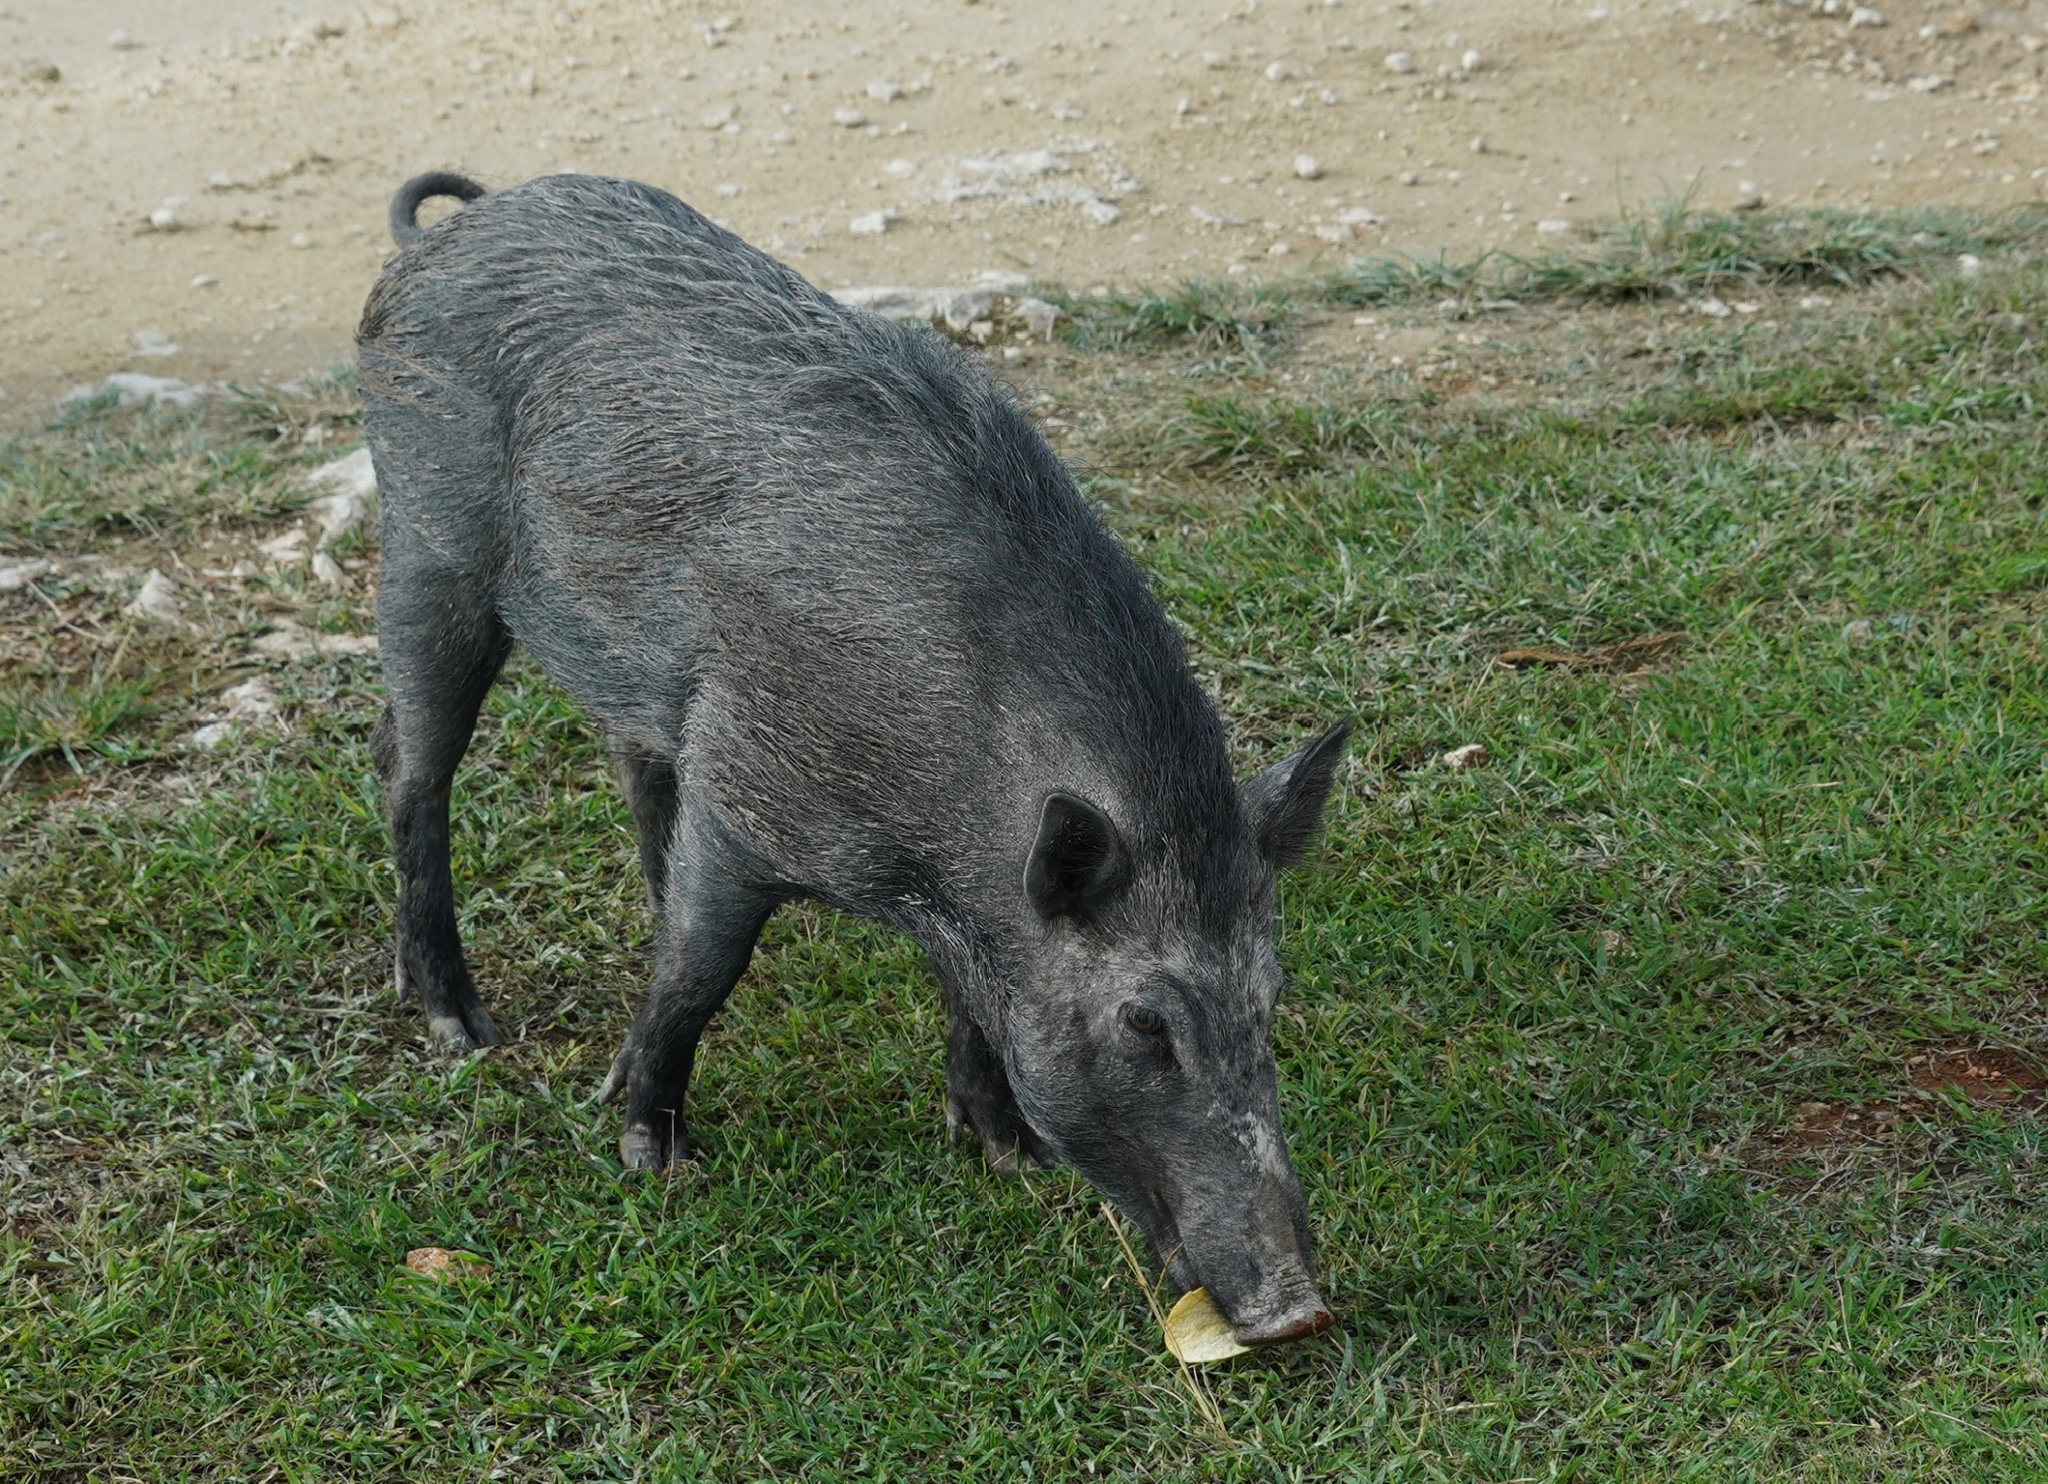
5,0 -> 2046,422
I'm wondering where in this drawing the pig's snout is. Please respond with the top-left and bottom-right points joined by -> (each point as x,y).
1168,1164 -> 1334,1349
1222,1265 -> 1335,1347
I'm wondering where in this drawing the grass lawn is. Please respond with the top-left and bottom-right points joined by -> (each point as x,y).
3,213 -> 2045,1480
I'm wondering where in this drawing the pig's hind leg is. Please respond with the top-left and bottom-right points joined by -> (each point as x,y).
373,573 -> 512,1051
615,754 -> 682,919
599,803 -> 779,1171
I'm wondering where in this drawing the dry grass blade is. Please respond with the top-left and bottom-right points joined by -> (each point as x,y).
1101,1202 -> 1232,1441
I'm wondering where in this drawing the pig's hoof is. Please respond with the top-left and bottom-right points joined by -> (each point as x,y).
619,1120 -> 693,1174
427,1005 -> 502,1051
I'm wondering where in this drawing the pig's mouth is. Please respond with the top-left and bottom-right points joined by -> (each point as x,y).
1150,1209 -> 1335,1349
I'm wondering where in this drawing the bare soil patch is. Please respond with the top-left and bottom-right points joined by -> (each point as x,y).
7,0 -> 2048,421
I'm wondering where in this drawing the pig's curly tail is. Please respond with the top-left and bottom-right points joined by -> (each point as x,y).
388,171 -> 487,246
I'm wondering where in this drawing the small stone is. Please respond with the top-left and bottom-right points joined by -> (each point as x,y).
833,106 -> 868,128
1014,297 -> 1060,341
884,158 -> 916,178
134,330 -> 180,358
1470,136 -> 1487,154
1535,218 -> 1570,235
1958,253 -> 1983,279
1399,170 -> 1421,186
848,209 -> 896,235
1052,102 -> 1085,121
1267,240 -> 1292,256
1384,51 -> 1415,73
1694,297 -> 1734,318
208,171 -> 235,189
1848,5 -> 1883,26
700,102 -> 736,129
191,273 -> 219,288
1265,61 -> 1293,82
715,181 -> 741,197
518,67 -> 536,95
311,551 -> 347,589
1842,618 -> 1876,644
290,231 -> 313,249
865,80 -> 902,103
1558,190 -> 1576,203
108,29 -> 140,49
1338,205 -> 1385,227
1733,182 -> 1765,211
126,569 -> 183,625
363,7 -> 400,29
1462,48 -> 1484,71
1293,153 -> 1322,180
0,558 -> 54,592
1320,87 -> 1339,105
149,204 -> 181,231
1440,743 -> 1488,772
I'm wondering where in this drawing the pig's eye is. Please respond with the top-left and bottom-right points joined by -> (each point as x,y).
1121,1003 -> 1167,1036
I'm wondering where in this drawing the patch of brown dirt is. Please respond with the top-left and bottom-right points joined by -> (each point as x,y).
6,0 -> 2048,421
1497,631 -> 1685,672
1776,1043 -> 2046,1154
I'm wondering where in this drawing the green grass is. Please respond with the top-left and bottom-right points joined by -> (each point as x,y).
3,218 -> 2046,1480
1061,198 -> 2048,356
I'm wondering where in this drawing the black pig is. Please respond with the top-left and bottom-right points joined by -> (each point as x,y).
358,170 -> 1348,1347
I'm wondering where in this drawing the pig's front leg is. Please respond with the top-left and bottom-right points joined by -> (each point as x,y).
600,815 -> 779,1171
945,1003 -> 1051,1175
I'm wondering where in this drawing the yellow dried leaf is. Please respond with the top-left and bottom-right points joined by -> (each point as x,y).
403,1246 -> 491,1281
1163,1286 -> 1249,1364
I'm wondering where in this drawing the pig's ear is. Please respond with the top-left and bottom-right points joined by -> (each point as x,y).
1243,721 -> 1351,868
1025,792 -> 1130,921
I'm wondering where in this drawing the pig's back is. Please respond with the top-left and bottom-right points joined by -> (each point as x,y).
358,174 -> 1236,892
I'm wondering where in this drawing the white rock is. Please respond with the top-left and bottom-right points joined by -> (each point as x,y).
700,102 -> 736,129
1733,182 -> 1765,210
133,330 -> 181,358
1014,297 -> 1060,341
1958,253 -> 1983,279
109,29 -> 140,49
62,373 -> 206,410
1440,743 -> 1489,772
884,158 -> 917,178
191,274 -> 219,289
1693,297 -> 1734,318
1398,170 -> 1421,186
1384,51 -> 1415,73
290,231 -> 313,249
1313,224 -> 1356,246
208,171 -> 235,189
1265,61 -> 1293,82
126,569 -> 183,624
311,552 -> 347,589
958,149 -> 1069,180
865,80 -> 902,103
250,620 -> 378,662
1267,241 -> 1293,257
1051,102 -> 1085,121
1535,218 -> 1570,234
1337,205 -> 1385,227
1848,6 -> 1883,26
187,721 -> 237,750
1076,194 -> 1121,226
0,558 -> 54,591
715,182 -> 741,197
149,204 -> 181,231
833,284 -> 995,331
1906,75 -> 1951,93
1462,48 -> 1484,71
833,106 -> 868,128
1293,153 -> 1323,180
260,526 -> 308,561
305,448 -> 376,547
848,210 -> 896,236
